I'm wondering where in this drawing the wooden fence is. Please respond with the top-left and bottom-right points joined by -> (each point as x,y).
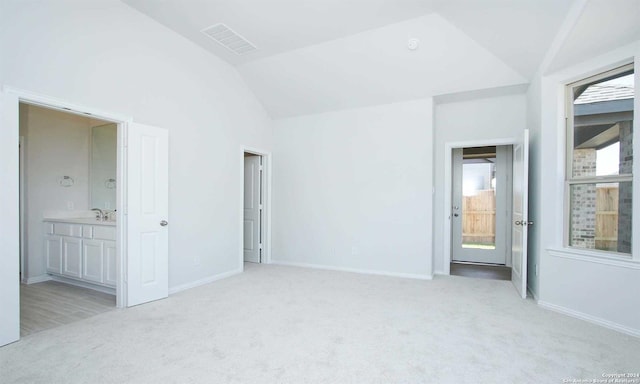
596,186 -> 618,251
462,187 -> 619,249
462,190 -> 496,246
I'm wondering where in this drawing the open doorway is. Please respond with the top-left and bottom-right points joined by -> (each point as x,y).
2,89 -> 171,347
450,145 -> 513,280
243,152 -> 264,263
242,148 -> 270,266
19,102 -> 118,336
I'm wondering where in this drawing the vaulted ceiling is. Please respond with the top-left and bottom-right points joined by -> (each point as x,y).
122,0 -> 639,118
122,0 -> 441,66
547,0 -> 640,74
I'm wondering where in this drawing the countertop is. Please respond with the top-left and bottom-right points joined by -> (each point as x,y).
43,217 -> 116,226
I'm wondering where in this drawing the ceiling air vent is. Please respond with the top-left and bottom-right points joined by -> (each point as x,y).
201,23 -> 257,55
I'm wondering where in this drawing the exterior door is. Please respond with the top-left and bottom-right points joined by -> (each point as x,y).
126,122 -> 169,307
243,155 -> 261,263
452,146 -> 511,264
512,130 -> 530,298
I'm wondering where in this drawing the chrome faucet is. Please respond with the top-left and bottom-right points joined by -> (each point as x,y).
91,208 -> 104,221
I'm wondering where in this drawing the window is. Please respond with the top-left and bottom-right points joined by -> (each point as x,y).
566,64 -> 634,255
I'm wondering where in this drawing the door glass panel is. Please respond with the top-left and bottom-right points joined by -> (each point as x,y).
461,153 -> 496,249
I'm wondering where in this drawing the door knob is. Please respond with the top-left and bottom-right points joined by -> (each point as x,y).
160,220 -> 168,226
453,213 -> 459,217
515,220 -> 522,225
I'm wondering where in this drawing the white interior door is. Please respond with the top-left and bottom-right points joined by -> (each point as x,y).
126,122 -> 169,307
243,155 -> 261,263
0,91 -> 20,347
511,129 -> 529,298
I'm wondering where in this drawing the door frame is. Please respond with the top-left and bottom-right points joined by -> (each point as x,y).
2,86 -> 131,309
19,135 -> 25,283
442,137 -> 517,275
451,145 -> 512,265
239,146 -> 272,268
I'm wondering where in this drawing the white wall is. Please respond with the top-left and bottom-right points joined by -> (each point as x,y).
272,99 -> 433,278
531,41 -> 640,335
432,93 -> 527,274
0,0 -> 272,290
19,104 -> 102,281
525,73 -> 543,299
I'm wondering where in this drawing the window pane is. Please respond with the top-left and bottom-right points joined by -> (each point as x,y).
572,72 -> 634,178
462,158 -> 496,249
569,182 -> 632,253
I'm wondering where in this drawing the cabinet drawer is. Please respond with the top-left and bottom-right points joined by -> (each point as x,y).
93,226 -> 116,241
83,225 -> 94,239
53,223 -> 82,237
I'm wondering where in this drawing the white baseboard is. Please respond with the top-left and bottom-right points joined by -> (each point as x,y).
49,275 -> 115,296
538,300 -> 640,338
271,260 -> 433,280
24,275 -> 52,284
169,268 -> 243,295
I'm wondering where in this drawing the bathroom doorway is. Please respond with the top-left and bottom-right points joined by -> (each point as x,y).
18,103 -> 118,336
2,89 -> 170,347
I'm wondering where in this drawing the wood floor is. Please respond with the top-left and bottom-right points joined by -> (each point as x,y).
450,262 -> 511,280
20,281 -> 116,336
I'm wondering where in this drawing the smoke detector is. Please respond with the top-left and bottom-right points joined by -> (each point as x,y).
407,38 -> 420,51
201,23 -> 257,55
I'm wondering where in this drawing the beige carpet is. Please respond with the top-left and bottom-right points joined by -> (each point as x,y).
1,264 -> 638,383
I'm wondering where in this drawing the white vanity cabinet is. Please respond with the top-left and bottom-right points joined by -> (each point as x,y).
82,239 -> 104,283
62,237 -> 82,279
44,220 -> 116,288
45,234 -> 63,274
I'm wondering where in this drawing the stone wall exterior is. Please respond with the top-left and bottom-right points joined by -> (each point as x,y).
617,121 -> 633,254
571,148 -> 597,249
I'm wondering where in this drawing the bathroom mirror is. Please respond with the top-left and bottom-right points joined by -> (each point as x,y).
90,123 -> 117,210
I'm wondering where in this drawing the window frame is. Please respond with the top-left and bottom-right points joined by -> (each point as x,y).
564,63 -> 635,258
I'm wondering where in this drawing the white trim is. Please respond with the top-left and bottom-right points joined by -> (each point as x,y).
24,275 -> 52,284
547,247 -> 640,270
563,63 -> 635,255
19,136 -> 25,282
271,260 -> 433,280
3,85 -> 132,309
240,146 -> 272,269
443,137 -> 517,275
116,122 -> 127,308
538,300 -> 640,338
2,86 -> 131,123
168,268 -> 242,295
49,275 -> 116,296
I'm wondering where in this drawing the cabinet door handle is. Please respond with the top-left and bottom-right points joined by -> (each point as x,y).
160,220 -> 168,227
